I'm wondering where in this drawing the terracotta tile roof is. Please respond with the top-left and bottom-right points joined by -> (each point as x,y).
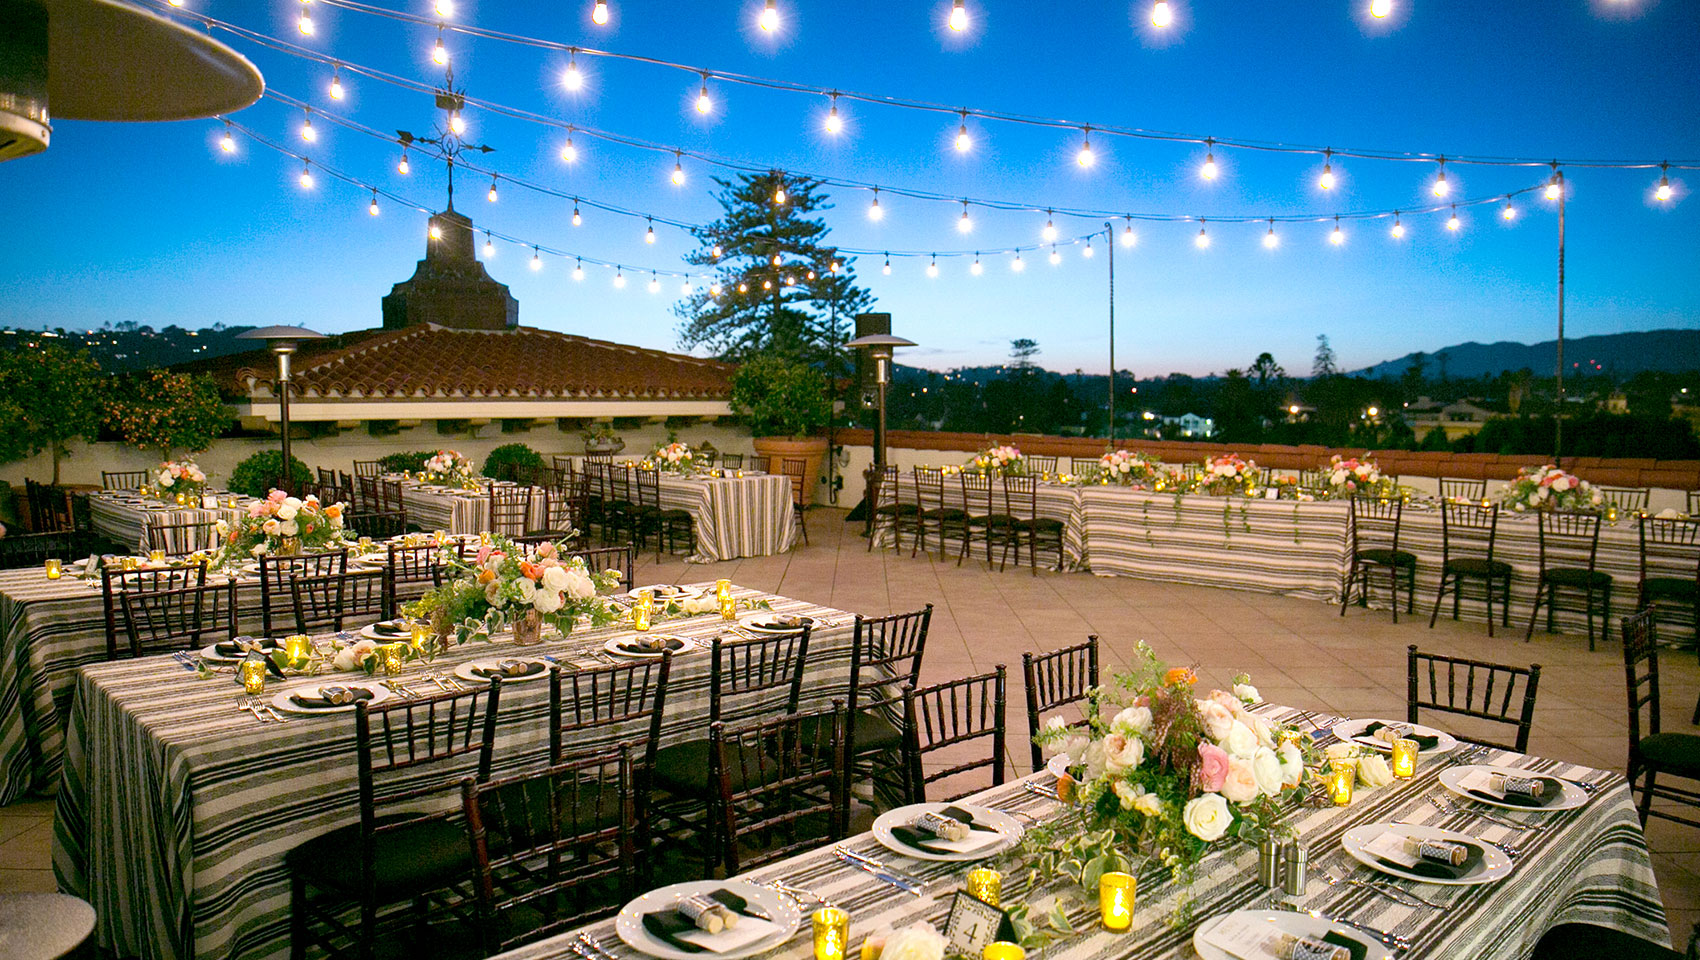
202,325 -> 732,401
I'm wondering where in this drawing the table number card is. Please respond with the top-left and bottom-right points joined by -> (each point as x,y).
942,892 -> 1015,956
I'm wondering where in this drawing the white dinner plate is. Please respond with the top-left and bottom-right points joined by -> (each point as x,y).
604,635 -> 697,659
359,622 -> 416,642
270,682 -> 393,715
615,880 -> 799,960
634,584 -> 702,601
871,802 -> 1022,862
736,613 -> 815,635
1439,764 -> 1588,812
454,657 -> 552,684
1193,909 -> 1394,960
1341,822 -> 1514,886
1330,718 -> 1457,756
200,638 -> 282,663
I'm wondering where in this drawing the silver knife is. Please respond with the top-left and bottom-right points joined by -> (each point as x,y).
1277,904 -> 1409,953
834,850 -> 922,896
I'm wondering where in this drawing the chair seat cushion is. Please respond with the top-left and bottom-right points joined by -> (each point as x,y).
286,814 -> 471,898
798,710 -> 902,755
1639,732 -> 1700,777
922,508 -> 967,522
651,739 -> 769,793
659,509 -> 693,522
1357,548 -> 1417,567
1025,518 -> 1065,532
1642,577 -> 1697,600
1445,557 -> 1513,577
875,504 -> 920,516
1531,923 -> 1683,960
1543,567 -> 1612,588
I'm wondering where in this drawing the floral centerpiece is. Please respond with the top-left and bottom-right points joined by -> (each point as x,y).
1027,642 -> 1312,920
649,441 -> 696,474
421,449 -> 479,489
1321,454 -> 1402,500
404,534 -> 624,646
218,491 -> 349,564
1190,453 -> 1260,496
1097,449 -> 1162,487
1497,464 -> 1605,512
968,444 -> 1026,475
153,460 -> 207,503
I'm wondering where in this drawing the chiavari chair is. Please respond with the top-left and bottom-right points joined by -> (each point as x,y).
1407,645 -> 1542,753
1022,636 -> 1099,772
902,666 -> 1006,803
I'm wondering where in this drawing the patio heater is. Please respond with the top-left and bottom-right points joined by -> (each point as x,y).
846,330 -> 916,530
237,326 -> 325,492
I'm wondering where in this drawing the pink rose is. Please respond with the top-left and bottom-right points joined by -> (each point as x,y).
534,540 -> 557,559
1222,755 -> 1260,804
247,501 -> 267,518
476,545 -> 493,566
1196,743 -> 1230,792
267,489 -> 287,503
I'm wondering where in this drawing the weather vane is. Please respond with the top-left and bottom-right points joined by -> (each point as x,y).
395,66 -> 495,211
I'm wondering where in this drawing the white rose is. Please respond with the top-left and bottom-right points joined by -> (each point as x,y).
1042,715 -> 1069,734
1251,716 -> 1276,750
1110,705 -> 1153,736
1251,747 -> 1285,797
1103,732 -> 1145,774
1233,683 -> 1261,704
1182,793 -> 1231,842
278,520 -> 298,536
1081,739 -> 1108,781
878,924 -> 945,960
1277,742 -> 1306,786
515,578 -> 537,604
283,496 -> 302,510
533,589 -> 564,614
158,474 -> 175,488
261,519 -> 281,536
1198,700 -> 1236,742
251,543 -> 269,556
332,639 -> 378,671
1533,487 -> 1549,503
1357,754 -> 1394,788
276,504 -> 299,521
1222,756 -> 1260,803
559,568 -> 595,601
682,596 -> 716,615
541,566 -> 570,592
214,519 -> 229,536
1330,469 -> 1347,485
1223,720 -> 1260,758
1552,476 -> 1572,492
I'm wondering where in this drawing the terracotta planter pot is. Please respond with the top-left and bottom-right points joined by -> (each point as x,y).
752,436 -> 829,506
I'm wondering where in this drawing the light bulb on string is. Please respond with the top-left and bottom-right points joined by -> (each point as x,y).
762,278 -> 772,290
1195,223 -> 1210,249
1041,210 -> 1057,242
1082,240 -> 1094,258
1446,206 -> 1461,232
926,256 -> 939,278
970,254 -> 983,275
774,184 -> 787,204
168,0 -> 183,5
299,110 -> 316,143
615,270 -> 627,288
711,244 -> 723,258
771,254 -> 783,266
449,111 -> 466,135
1011,252 -> 1025,271
1370,0 -> 1391,18
1076,127 -> 1095,168
435,0 -> 454,16
759,0 -> 779,32
823,95 -> 842,135
397,147 -> 410,174
1390,213 -> 1405,239
681,279 -> 693,294
1545,168 -> 1563,200
1318,148 -> 1335,190
1431,158 -> 1450,197
954,111 -> 971,153
298,159 -> 314,190
563,52 -> 584,91
328,68 -> 344,101
784,274 -> 795,286
882,256 -> 892,275
561,137 -> 578,164
868,189 -> 884,221
645,218 -> 656,244
1121,218 -> 1137,247
591,1 -> 609,25
1200,139 -> 1218,180
572,204 -> 582,226
483,232 -> 495,256
219,123 -> 235,154
830,260 -> 840,274
531,248 -> 543,270
432,28 -> 449,66
368,191 -> 380,217
695,75 -> 713,115
574,259 -> 586,281
1501,200 -> 1517,221
805,270 -> 815,281
1656,163 -> 1673,202
487,177 -> 499,203
671,153 -> 686,186
957,202 -> 973,233
297,0 -> 314,36
1151,0 -> 1172,27
710,281 -> 722,296
648,273 -> 661,294
950,0 -> 968,31
1049,245 -> 1062,265
1263,219 -> 1279,249
1330,217 -> 1345,245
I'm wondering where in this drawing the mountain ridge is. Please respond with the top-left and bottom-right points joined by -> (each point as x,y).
1352,329 -> 1700,379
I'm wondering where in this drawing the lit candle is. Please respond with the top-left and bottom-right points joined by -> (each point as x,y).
176,492 -> 188,506
410,621 -> 429,651
1099,871 -> 1135,931
631,589 -> 653,631
479,531 -> 492,546
239,657 -> 268,695
228,495 -> 241,508
121,556 -> 139,571
1329,758 -> 1356,805
966,868 -> 1002,907
812,907 -> 849,960
43,558 -> 62,580
982,944 -> 1024,960
149,548 -> 166,563
381,643 -> 405,676
1391,738 -> 1419,780
716,579 -> 736,621
284,635 -> 312,671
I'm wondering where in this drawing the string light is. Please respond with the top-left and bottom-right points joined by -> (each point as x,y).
759,0 -> 779,33
830,260 -> 840,273
591,1 -> 609,26
954,111 -> 972,153
298,158 -> 314,190
1121,218 -> 1137,247
671,153 -> 686,186
434,0 -> 454,16
1330,216 -> 1345,245
1318,148 -> 1335,190
868,188 -> 884,220
1076,127 -> 1096,168
328,68 -> 344,101
1446,206 -> 1461,232
561,136 -> 578,163
762,278 -> 772,289
681,279 -> 692,294
1011,252 -> 1025,271
695,74 -> 713,115
957,201 -> 973,233
483,231 -> 495,255
738,282 -> 749,293
1041,211 -> 1058,242
572,203 -> 582,226
927,256 -> 939,278
219,123 -> 235,153
574,258 -> 585,281
432,28 -> 449,66
1049,245 -> 1061,265
1545,166 -> 1563,200
824,95 -> 843,135
1370,0 -> 1392,18
882,255 -> 892,275
487,176 -> 499,203
649,272 -> 661,293
297,0 -> 314,37
564,52 -> 585,91
1082,240 -> 1094,258
397,147 -> 410,175
1195,223 -> 1210,249
532,247 -> 543,270
1501,199 -> 1517,221
949,0 -> 968,31
368,190 -> 380,216
712,245 -> 723,258
448,110 -> 466,135
1151,1 -> 1173,28
710,281 -> 722,295
1263,219 -> 1279,249
1200,138 -> 1219,180
771,254 -> 783,266
300,110 -> 316,142
1431,158 -> 1450,197
1656,163 -> 1673,202
645,218 -> 656,243
970,254 -> 982,275
1390,212 -> 1405,239
773,184 -> 787,204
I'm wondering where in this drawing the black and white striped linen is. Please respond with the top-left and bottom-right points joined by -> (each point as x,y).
394,480 -> 550,535
872,476 -> 1088,570
657,473 -> 799,562
88,490 -> 253,554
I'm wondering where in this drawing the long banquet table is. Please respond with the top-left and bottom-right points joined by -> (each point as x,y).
392,477 -> 550,534
87,489 -> 256,553
52,585 -> 854,960
496,704 -> 1669,960
872,474 -> 1087,570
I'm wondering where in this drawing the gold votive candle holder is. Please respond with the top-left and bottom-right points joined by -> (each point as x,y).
381,643 -> 405,676
631,589 -> 654,631
120,556 -> 139,571
812,907 -> 849,960
43,558 -> 62,580
982,943 -> 1024,960
1098,871 -> 1136,931
966,868 -> 1002,907
148,548 -> 166,563
175,492 -> 188,506
284,635 -> 312,671
410,621 -> 429,651
228,495 -> 241,508
479,531 -> 492,546
1391,738 -> 1419,780
716,579 -> 737,621
239,658 -> 268,695
1329,758 -> 1356,805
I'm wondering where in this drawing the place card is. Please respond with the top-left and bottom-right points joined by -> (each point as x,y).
942,892 -> 1015,957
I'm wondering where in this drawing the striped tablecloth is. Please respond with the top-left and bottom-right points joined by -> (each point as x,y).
870,476 -> 1087,570
657,473 -> 799,562
52,587 -> 856,960
494,705 -> 1668,960
88,490 -> 253,553
393,478 -> 550,535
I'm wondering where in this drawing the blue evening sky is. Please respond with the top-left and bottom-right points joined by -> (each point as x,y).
4,0 -> 1696,376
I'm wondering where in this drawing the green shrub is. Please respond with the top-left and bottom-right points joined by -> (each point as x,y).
482,442 -> 545,481
729,355 -> 831,438
228,450 -> 312,498
378,451 -> 434,474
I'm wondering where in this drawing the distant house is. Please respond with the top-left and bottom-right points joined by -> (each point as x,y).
1402,395 -> 1496,442
1162,413 -> 1216,438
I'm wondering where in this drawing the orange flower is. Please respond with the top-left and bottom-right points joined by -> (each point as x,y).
1164,667 -> 1198,687
519,561 -> 543,581
476,568 -> 496,584
323,504 -> 341,519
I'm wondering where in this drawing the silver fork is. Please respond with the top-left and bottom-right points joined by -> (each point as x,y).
238,699 -> 272,724
580,934 -> 622,960
1430,794 -> 1544,834
1321,867 -> 1440,909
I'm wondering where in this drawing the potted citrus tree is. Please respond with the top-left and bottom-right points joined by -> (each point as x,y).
731,356 -> 831,504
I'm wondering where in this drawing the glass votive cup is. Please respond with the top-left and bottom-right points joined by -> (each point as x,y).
175,493 -> 188,506
1098,871 -> 1136,932
149,548 -> 167,563
982,943 -> 1024,960
965,868 -> 1002,907
631,589 -> 654,631
284,635 -> 312,671
120,556 -> 139,571
715,578 -> 733,603
228,495 -> 241,508
1329,758 -> 1356,805
410,621 -> 429,650
812,907 -> 849,960
381,643 -> 405,676
1391,738 -> 1419,780
43,558 -> 62,580
479,531 -> 492,546
239,658 -> 268,695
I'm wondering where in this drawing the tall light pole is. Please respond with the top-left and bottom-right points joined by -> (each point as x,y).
237,325 -> 325,492
1553,171 -> 1568,463
1105,222 -> 1116,444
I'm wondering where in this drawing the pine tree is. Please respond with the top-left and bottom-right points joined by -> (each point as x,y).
674,171 -> 873,367
1312,334 -> 1338,378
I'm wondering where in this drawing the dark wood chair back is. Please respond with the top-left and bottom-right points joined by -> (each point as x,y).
146,518 -> 221,556
1598,485 -> 1650,512
1536,509 -> 1602,572
552,455 -> 578,476
779,458 -> 808,507
345,509 -> 408,541
25,480 -> 71,533
102,470 -> 148,490
564,544 -> 633,590
1026,455 -> 1058,474
1622,609 -> 1664,747
1001,475 -> 1039,523
1070,457 -> 1099,475
259,551 -> 347,637
748,455 -> 772,473
846,607 -> 931,727
720,453 -> 744,469
1347,494 -> 1404,556
1637,515 -> 1700,589
960,472 -> 994,518
102,562 -> 208,660
1022,636 -> 1099,772
913,466 -> 948,512
118,580 -> 237,658
1439,478 -> 1487,501
461,747 -> 636,954
1438,500 -> 1501,564
634,468 -> 662,510
903,666 -> 1007,802
352,460 -> 381,479
549,657 -> 671,768
355,475 -> 381,513
487,486 -> 532,538
386,541 -> 460,608
290,569 -> 388,635
1406,644 -> 1541,752
709,705 -> 847,876
707,627 -> 812,726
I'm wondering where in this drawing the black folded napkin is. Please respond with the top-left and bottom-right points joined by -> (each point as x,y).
1362,721 -> 1440,751
889,825 -> 956,855
619,637 -> 686,654
707,889 -> 769,921
215,638 -> 277,659
642,910 -> 707,953
942,804 -> 999,833
750,615 -> 813,632
1465,776 -> 1566,809
1374,840 -> 1484,880
290,687 -> 377,709
1321,932 -> 1368,960
471,662 -> 546,680
371,620 -> 410,637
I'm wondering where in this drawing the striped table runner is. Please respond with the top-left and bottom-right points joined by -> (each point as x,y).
88,491 -> 253,553
494,706 -> 1668,960
52,587 -> 856,960
657,474 -> 799,562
